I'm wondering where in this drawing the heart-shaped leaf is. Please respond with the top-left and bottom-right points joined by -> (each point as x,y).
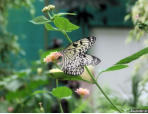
44,23 -> 57,31
54,17 -> 79,32
30,16 -> 50,24
51,87 -> 72,99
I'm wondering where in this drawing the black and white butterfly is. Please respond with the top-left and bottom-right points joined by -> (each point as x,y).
60,36 -> 101,76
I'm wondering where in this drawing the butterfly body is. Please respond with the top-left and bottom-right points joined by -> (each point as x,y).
60,36 -> 101,76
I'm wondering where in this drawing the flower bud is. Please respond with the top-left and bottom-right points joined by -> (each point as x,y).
42,5 -> 55,12
37,67 -> 42,74
42,6 -> 50,12
49,5 -> 55,10
8,107 -> 14,113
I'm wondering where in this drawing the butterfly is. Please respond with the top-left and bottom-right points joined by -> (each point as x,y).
60,36 -> 101,76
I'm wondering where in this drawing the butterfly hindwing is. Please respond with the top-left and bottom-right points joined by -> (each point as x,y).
61,54 -> 83,75
80,54 -> 101,66
62,65 -> 84,76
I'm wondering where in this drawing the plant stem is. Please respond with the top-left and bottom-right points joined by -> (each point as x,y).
58,99 -> 64,113
56,79 -> 64,113
85,66 -> 122,113
62,31 -> 73,43
53,61 -> 61,69
56,79 -> 59,86
48,12 -> 52,19
63,32 -> 122,113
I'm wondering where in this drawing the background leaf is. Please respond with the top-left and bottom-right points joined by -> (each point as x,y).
44,23 -> 57,31
55,12 -> 76,17
72,101 -> 88,113
116,47 -> 148,64
32,90 -> 49,96
101,64 -> 128,73
0,101 -> 9,113
5,79 -> 24,92
30,16 -> 50,24
54,17 -> 79,32
51,87 -> 72,99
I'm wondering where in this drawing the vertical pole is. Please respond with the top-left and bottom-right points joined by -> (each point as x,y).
44,0 -> 49,50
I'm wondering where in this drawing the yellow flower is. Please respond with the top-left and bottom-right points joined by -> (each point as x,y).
43,52 -> 62,63
75,88 -> 89,96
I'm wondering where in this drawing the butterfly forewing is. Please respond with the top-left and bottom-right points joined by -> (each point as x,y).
63,36 -> 96,57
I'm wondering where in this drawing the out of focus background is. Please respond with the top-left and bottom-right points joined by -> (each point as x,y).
1,0 -> 148,113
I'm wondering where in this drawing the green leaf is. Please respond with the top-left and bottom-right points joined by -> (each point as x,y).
0,101 -> 9,113
54,17 -> 79,32
5,79 -> 24,92
51,87 -> 72,99
101,64 -> 128,74
48,71 -> 92,83
55,12 -> 76,17
32,90 -> 49,96
30,16 -> 50,24
44,23 -> 57,31
72,101 -> 88,113
124,14 -> 130,21
116,47 -> 148,64
6,80 -> 48,101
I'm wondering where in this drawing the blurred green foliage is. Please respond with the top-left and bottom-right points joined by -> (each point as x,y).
0,50 -> 86,112
125,0 -> 148,108
1,0 -> 148,113
0,3 -> 87,112
30,3 -> 148,112
0,0 -> 35,76
92,0 -> 148,112
126,0 -> 148,42
0,59 -> 51,112
96,0 -> 148,111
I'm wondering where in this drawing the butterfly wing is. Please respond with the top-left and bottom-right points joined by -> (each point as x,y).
62,36 -> 96,58
62,65 -> 84,76
80,54 -> 101,66
61,55 -> 84,75
61,53 -> 101,76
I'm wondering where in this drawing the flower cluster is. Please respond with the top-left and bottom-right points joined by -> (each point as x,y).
43,52 -> 62,63
42,5 -> 55,12
132,0 -> 148,23
75,88 -> 89,96
8,107 -> 14,113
